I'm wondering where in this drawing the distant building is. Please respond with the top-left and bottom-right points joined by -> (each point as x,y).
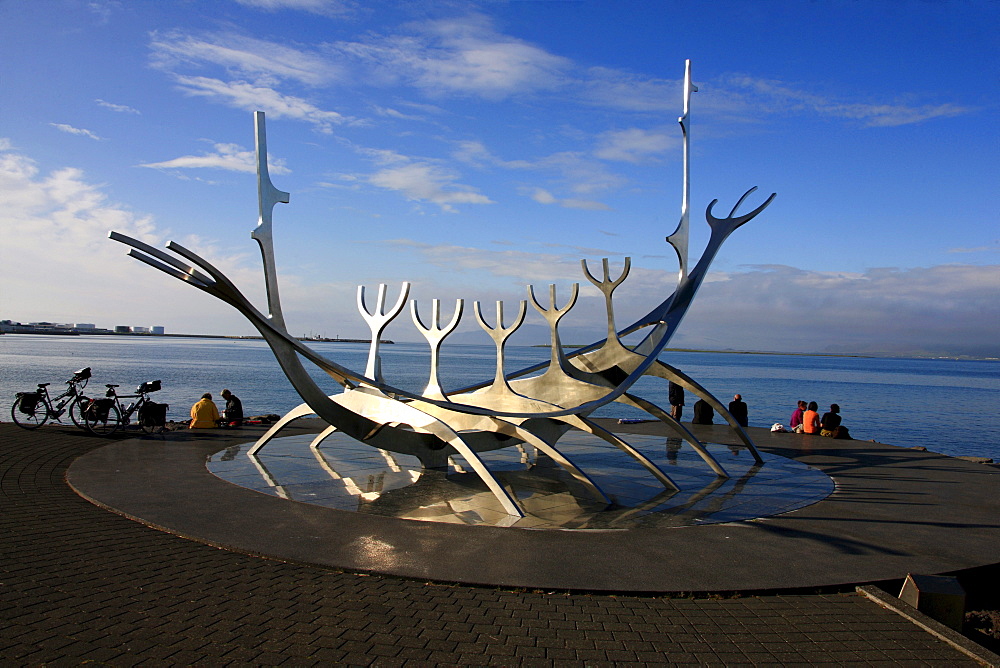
131,326 -> 150,334
74,323 -> 96,329
115,325 -> 130,333
151,326 -> 165,335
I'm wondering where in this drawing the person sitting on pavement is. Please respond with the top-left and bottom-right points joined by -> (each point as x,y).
692,398 -> 714,425
220,389 -> 243,427
728,394 -> 749,427
189,393 -> 220,429
802,401 -> 821,435
820,403 -> 843,437
790,400 -> 807,432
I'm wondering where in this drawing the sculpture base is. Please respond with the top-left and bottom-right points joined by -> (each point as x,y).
67,420 -> 1000,593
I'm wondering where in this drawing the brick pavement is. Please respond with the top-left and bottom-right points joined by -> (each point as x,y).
0,423 -> 979,665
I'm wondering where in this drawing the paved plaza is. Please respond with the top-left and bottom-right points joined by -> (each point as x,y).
2,420 -> 998,665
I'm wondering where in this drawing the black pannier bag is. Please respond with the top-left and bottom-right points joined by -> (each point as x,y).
84,398 -> 114,422
17,392 -> 40,415
137,380 -> 161,394
139,402 -> 168,426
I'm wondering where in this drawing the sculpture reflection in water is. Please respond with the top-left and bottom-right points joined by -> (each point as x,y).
206,433 -> 834,529
113,60 -> 777,519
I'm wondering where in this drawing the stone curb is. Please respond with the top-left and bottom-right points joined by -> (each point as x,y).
857,585 -> 1000,667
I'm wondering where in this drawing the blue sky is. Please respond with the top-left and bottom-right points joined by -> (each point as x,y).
2,0 -> 998,356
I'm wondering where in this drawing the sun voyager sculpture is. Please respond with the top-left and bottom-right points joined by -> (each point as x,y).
111,61 -> 775,519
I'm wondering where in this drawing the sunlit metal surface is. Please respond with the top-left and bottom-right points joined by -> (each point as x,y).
111,60 -> 776,518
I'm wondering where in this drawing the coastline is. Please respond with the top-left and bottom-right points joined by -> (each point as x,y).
541,343 -> 996,362
3,330 -> 993,360
1,330 -> 393,344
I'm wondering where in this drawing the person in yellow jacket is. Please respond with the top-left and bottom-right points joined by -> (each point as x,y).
189,393 -> 220,429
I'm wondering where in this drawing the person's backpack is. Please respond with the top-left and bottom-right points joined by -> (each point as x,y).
17,392 -> 40,415
139,402 -> 168,426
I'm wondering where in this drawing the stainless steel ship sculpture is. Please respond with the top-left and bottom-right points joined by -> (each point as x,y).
111,60 -> 775,518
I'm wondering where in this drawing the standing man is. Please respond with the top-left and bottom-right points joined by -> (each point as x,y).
668,381 -> 685,421
220,389 -> 243,427
729,394 -> 749,427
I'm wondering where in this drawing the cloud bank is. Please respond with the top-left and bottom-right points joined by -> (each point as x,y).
2,143 -> 995,358
394,242 -> 1000,358
0,143 -> 266,334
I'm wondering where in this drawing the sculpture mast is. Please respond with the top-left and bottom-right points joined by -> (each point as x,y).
251,111 -> 291,330
666,59 -> 698,283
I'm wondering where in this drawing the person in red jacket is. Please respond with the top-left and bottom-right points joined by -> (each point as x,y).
802,401 -> 821,434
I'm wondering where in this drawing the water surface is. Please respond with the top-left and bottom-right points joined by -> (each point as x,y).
2,334 -> 997,459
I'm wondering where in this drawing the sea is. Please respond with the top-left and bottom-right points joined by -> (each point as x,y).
1,334 -> 997,460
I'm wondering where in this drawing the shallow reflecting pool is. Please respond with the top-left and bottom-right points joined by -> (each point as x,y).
207,432 -> 833,530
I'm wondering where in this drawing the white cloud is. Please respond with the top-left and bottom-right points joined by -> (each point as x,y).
368,162 -> 492,212
233,0 -> 353,16
50,123 -> 103,141
674,264 -> 1000,356
535,152 -> 628,195
333,14 -> 571,99
452,140 -> 625,198
377,241 -> 1000,356
373,105 -> 423,121
96,99 -> 141,114
580,67 -> 676,112
151,32 -> 339,86
949,243 -> 1000,254
530,188 -> 557,205
0,144 -> 273,335
451,140 -> 531,170
389,239 -> 582,283
721,75 -> 974,127
579,66 -> 973,127
87,1 -> 117,24
138,142 -> 289,174
594,128 -> 676,163
172,75 -> 356,133
527,187 -> 610,211
357,147 -> 410,166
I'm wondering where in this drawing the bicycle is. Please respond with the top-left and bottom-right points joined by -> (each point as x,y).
83,380 -> 168,436
11,367 -> 94,430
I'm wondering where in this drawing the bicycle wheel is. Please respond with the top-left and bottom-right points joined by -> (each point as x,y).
84,403 -> 121,437
11,397 -> 48,429
69,398 -> 90,430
